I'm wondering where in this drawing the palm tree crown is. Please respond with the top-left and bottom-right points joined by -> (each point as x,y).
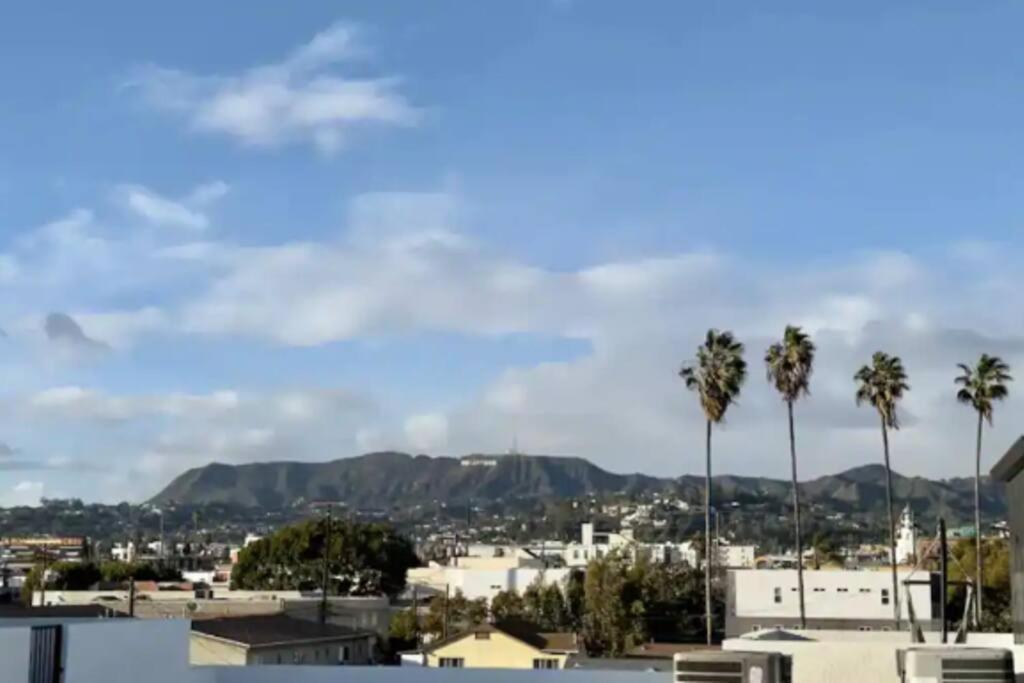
955,354 -> 1012,424
680,329 -> 748,421
854,352 -> 910,428
765,325 -> 815,402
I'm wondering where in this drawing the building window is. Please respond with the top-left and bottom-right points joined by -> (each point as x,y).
773,587 -> 782,604
837,588 -> 848,593
813,588 -> 825,593
881,589 -> 890,606
533,659 -> 559,669
439,658 -> 465,668
859,588 -> 871,593
341,646 -> 350,663
858,626 -> 873,632
475,632 -> 491,640
276,654 -> 282,665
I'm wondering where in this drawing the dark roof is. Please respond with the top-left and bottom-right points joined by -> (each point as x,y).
990,436 -> 1024,482
0,604 -> 125,619
191,614 -> 372,648
748,628 -> 815,641
422,620 -> 578,654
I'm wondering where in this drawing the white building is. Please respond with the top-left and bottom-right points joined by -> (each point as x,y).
406,562 -> 571,603
895,505 -> 918,564
726,568 -> 941,637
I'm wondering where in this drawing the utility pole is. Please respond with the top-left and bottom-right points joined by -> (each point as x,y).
319,506 -> 332,625
39,544 -> 49,607
939,518 -> 948,643
443,584 -> 450,640
128,578 -> 136,618
412,585 -> 420,647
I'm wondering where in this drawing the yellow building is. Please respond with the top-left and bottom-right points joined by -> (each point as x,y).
413,621 -> 578,670
190,614 -> 375,666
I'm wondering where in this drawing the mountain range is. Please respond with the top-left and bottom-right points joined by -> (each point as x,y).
149,452 -> 1007,523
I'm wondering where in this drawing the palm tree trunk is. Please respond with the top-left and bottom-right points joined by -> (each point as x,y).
881,415 -> 900,629
788,401 -> 806,630
704,419 -> 713,646
974,411 -> 984,626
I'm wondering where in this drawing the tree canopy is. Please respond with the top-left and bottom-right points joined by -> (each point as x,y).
231,518 -> 418,596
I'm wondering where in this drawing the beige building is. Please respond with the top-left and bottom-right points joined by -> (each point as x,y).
406,621 -> 578,669
190,614 -> 375,666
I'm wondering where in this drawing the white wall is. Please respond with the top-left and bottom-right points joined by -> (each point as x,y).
408,567 -> 572,602
0,623 -> 32,681
65,619 -> 198,683
731,569 -> 935,621
724,632 -> 1024,683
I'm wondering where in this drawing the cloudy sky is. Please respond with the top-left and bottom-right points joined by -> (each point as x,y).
1,2 -> 1023,505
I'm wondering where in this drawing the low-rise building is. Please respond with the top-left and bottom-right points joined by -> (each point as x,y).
726,568 -> 941,637
190,614 -> 375,666
403,621 -> 578,669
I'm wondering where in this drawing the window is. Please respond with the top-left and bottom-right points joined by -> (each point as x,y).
837,588 -> 848,593
439,658 -> 465,668
773,587 -> 782,604
813,587 -> 825,593
859,588 -> 871,594
533,659 -> 559,669
341,646 -> 350,663
881,589 -> 890,606
276,654 -> 282,665
858,626 -> 873,632
475,632 -> 491,640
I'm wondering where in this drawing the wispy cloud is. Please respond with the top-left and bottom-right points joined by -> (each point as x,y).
114,181 -> 229,231
125,22 -> 418,154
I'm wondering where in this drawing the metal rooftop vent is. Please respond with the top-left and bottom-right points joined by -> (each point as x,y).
674,650 -> 792,683
897,647 -> 1014,683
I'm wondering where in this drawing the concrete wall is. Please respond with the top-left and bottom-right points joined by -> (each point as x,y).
191,633 -> 250,666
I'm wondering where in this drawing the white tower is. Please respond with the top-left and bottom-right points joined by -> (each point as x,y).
895,505 -> 917,564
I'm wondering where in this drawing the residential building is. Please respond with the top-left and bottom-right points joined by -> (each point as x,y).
190,614 -> 375,666
726,568 -> 942,637
402,621 -> 578,669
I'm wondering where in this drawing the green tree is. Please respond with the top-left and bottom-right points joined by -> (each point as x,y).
490,589 -> 525,622
955,354 -> 1012,624
564,570 -> 585,632
855,351 -> 910,629
680,329 -> 747,645
421,590 -> 488,640
582,553 -> 644,656
388,607 -> 421,652
948,539 -> 1011,632
766,325 -> 815,629
231,518 -> 417,596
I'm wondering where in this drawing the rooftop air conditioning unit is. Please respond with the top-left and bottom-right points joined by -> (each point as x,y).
674,650 -> 792,683
897,647 -> 1014,683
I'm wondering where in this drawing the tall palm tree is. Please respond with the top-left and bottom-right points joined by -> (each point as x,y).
680,329 -> 747,645
955,354 -> 1012,625
855,351 -> 909,629
765,325 -> 815,630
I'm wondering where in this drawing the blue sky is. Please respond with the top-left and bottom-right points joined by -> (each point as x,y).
1,2 -> 1023,504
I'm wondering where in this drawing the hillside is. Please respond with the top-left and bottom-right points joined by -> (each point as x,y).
148,452 -> 1007,523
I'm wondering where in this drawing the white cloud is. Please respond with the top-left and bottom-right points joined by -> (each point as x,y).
404,413 -> 449,452
4,481 -> 44,507
114,181 -> 229,232
127,22 -> 417,154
